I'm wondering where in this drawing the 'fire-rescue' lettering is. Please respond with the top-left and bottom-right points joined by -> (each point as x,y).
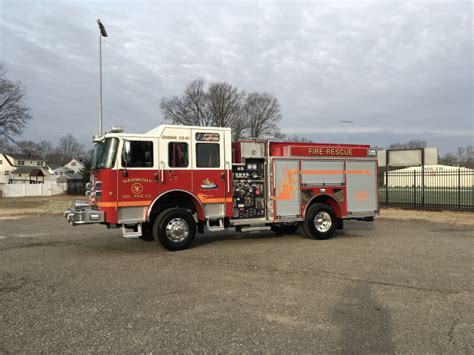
308,147 -> 353,156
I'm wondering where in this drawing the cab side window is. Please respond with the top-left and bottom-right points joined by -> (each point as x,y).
123,141 -> 153,168
168,142 -> 188,168
196,143 -> 220,168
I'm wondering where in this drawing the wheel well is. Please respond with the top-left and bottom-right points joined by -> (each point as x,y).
304,194 -> 342,218
148,191 -> 204,222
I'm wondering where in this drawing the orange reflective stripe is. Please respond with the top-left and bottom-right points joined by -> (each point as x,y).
345,170 -> 372,175
301,170 -> 343,175
118,201 -> 151,206
199,197 -> 233,203
300,169 -> 371,175
97,201 -> 151,208
97,201 -> 117,207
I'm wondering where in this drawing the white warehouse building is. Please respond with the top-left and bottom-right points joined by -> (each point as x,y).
385,165 -> 474,188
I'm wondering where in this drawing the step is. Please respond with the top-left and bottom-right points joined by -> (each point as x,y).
206,218 -> 225,232
121,224 -> 142,238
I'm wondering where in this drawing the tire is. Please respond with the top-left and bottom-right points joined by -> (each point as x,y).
271,224 -> 299,235
139,222 -> 154,241
153,208 -> 196,251
303,203 -> 337,240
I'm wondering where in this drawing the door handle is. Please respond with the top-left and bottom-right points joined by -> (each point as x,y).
160,162 -> 165,183
226,161 -> 231,193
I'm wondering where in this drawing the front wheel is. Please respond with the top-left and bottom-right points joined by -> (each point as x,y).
303,203 -> 337,240
153,208 -> 196,251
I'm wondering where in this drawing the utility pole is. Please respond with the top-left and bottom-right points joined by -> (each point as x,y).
97,19 -> 108,136
340,120 -> 354,144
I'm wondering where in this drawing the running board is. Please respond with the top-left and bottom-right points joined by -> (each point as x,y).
206,218 -> 225,232
121,223 -> 142,238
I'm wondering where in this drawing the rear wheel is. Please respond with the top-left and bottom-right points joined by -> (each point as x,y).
303,203 -> 337,240
271,224 -> 299,235
153,208 -> 196,251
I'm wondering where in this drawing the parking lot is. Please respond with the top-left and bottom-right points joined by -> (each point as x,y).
0,212 -> 473,353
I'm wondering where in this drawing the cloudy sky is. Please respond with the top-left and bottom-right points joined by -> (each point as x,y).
1,0 -> 472,153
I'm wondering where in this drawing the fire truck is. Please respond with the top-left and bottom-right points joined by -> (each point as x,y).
65,125 -> 378,251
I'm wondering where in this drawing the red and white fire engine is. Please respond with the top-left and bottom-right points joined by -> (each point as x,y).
65,125 -> 378,251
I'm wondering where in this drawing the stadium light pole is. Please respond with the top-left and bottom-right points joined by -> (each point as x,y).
340,120 -> 354,144
97,19 -> 108,136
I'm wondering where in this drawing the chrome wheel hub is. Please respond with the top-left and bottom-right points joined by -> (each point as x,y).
165,218 -> 189,242
314,211 -> 332,233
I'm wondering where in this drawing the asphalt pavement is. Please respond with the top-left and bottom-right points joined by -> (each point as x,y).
0,215 -> 472,353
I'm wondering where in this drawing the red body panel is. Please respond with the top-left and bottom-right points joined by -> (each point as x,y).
269,142 -> 370,157
93,167 -> 233,224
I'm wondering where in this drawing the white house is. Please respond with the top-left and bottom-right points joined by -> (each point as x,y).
64,159 -> 84,174
0,153 -> 50,184
53,166 -> 75,177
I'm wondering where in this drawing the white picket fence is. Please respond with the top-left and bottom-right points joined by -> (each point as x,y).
0,181 -> 67,197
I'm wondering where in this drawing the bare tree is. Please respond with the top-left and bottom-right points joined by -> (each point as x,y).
0,65 -> 32,137
160,80 -> 284,141
37,140 -> 53,160
207,82 -> 243,127
160,79 -> 212,126
231,114 -> 248,141
56,134 -> 84,164
244,92 -> 282,138
439,153 -> 458,166
0,136 -> 13,152
388,140 -> 427,150
15,140 -> 39,156
286,135 -> 313,142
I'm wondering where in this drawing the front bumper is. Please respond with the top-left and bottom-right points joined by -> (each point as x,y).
64,200 -> 105,226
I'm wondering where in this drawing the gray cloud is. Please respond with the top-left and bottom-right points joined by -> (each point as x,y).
0,0 -> 472,153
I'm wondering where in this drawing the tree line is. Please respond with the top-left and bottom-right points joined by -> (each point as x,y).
0,134 -> 88,166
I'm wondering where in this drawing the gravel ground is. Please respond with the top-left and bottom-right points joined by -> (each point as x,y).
0,214 -> 473,353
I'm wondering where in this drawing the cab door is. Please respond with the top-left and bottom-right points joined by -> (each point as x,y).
117,138 -> 158,223
158,128 -> 192,194
191,130 -> 227,218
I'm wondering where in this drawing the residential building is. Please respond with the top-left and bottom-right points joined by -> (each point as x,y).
64,158 -> 84,174
53,166 -> 75,176
0,153 -> 50,184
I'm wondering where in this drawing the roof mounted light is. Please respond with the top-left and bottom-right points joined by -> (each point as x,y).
368,148 -> 377,157
109,126 -> 124,133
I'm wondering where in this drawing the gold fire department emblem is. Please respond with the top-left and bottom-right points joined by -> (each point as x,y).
131,183 -> 143,194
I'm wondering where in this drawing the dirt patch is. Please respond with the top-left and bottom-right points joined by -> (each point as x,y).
0,194 -> 83,219
379,208 -> 474,226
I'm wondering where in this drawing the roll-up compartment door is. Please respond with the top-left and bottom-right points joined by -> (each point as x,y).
301,160 -> 344,185
346,161 -> 377,214
274,160 -> 300,217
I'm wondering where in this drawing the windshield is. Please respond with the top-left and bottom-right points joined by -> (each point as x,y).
92,138 -> 119,169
